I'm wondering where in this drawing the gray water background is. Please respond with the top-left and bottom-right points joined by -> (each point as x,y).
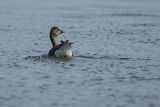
0,0 -> 160,107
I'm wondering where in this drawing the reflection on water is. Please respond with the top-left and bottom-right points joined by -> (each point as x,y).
0,0 -> 160,107
25,53 -> 151,61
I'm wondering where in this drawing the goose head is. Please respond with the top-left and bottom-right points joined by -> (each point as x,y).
50,26 -> 64,38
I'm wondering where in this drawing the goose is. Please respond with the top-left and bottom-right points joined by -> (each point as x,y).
48,27 -> 73,57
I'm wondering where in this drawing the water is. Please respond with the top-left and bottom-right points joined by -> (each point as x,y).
0,0 -> 160,107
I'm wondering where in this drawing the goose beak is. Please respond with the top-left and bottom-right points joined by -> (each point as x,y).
60,30 -> 64,34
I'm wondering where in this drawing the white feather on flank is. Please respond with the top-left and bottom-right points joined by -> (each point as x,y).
55,49 -> 73,57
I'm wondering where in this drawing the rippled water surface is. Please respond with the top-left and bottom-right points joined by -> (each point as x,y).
0,0 -> 160,107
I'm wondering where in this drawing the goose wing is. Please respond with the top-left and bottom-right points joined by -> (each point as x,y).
48,44 -> 62,56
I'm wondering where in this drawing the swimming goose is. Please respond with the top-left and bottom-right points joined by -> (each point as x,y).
48,27 -> 73,57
